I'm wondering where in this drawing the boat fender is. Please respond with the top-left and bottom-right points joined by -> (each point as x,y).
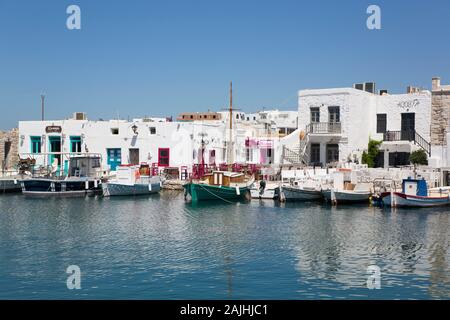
149,183 -> 152,191
279,190 -> 286,203
94,180 -> 98,188
14,179 -> 17,185
390,190 -> 395,207
236,186 -> 240,195
85,181 -> 89,190
331,189 -> 337,205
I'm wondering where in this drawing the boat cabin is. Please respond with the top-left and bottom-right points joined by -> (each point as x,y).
203,171 -> 246,187
402,177 -> 428,196
115,163 -> 153,185
68,155 -> 102,178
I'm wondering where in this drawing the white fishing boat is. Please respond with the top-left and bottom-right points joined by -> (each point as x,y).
281,185 -> 322,201
250,180 -> 280,199
102,164 -> 161,197
322,183 -> 372,204
280,176 -> 324,201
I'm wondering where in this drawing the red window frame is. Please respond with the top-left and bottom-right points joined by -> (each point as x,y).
158,148 -> 170,167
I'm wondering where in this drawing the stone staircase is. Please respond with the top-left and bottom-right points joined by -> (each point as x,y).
281,133 -> 309,165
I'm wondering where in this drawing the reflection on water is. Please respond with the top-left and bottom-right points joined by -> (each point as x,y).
0,192 -> 449,299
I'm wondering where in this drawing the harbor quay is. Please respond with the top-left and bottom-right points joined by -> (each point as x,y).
0,77 -> 447,190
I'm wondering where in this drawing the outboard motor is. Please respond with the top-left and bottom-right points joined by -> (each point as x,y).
259,180 -> 266,197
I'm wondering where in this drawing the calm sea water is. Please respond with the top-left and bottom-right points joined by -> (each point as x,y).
0,191 -> 449,300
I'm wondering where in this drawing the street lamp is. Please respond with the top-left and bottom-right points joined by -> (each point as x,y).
131,124 -> 138,135
40,92 -> 46,121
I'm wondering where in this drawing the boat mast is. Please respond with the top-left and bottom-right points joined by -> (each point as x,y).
227,81 -> 234,165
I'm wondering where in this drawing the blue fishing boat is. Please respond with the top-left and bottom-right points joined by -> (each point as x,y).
380,177 -> 450,207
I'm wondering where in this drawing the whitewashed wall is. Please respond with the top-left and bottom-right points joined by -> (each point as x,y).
298,87 -> 433,165
373,91 -> 431,141
18,120 -> 231,169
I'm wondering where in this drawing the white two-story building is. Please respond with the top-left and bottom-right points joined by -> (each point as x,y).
296,83 -> 433,167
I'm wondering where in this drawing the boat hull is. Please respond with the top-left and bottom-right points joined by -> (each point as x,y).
0,178 -> 23,193
381,192 -> 450,207
250,187 -> 280,199
184,183 -> 250,202
102,182 -> 161,196
282,186 -> 322,201
322,190 -> 371,203
21,179 -> 101,197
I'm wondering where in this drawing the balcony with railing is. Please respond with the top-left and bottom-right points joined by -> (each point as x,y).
383,130 -> 431,156
306,122 -> 342,135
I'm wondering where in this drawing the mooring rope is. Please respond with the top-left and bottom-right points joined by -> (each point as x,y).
198,183 -> 235,204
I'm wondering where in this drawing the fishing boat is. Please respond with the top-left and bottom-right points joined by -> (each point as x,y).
250,180 -> 280,199
380,177 -> 450,207
281,185 -> 322,201
184,171 -> 253,202
102,163 -> 161,197
183,82 -> 253,203
0,175 -> 27,193
322,183 -> 372,204
21,154 -> 103,197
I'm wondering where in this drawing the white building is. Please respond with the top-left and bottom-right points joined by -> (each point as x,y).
295,85 -> 433,167
18,116 -> 230,173
18,109 -> 298,174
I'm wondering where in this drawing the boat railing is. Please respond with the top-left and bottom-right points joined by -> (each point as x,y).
19,152 -> 104,179
0,170 -> 20,178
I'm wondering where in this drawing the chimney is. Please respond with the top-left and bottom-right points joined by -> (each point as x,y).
432,77 -> 441,91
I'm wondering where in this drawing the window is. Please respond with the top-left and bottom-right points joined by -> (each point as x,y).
209,150 -> 216,165
310,144 -> 320,164
213,115 -> 216,119
326,144 -> 339,163
158,148 -> 170,167
30,136 -> 41,154
70,136 -> 82,153
190,115 -> 193,119
310,107 -> 320,123
150,127 -> 156,134
377,114 -> 387,133
328,106 -> 340,123
91,158 -> 101,168
111,128 -> 119,135
246,148 -> 252,162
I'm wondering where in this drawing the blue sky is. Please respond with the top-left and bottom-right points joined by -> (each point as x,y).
1,0 -> 450,129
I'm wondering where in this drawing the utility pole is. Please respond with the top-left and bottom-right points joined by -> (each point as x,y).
41,92 -> 46,121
